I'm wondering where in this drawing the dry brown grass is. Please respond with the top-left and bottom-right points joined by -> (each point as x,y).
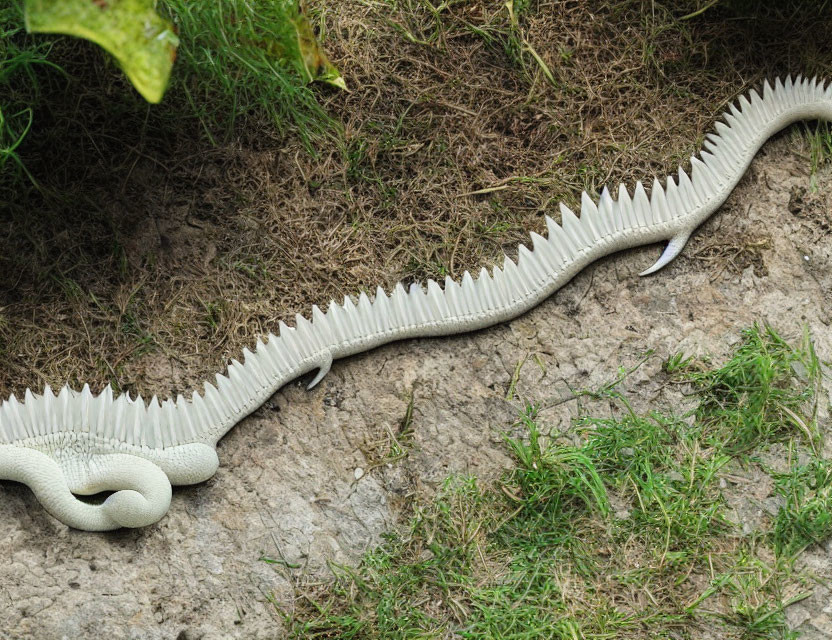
1,0 -> 831,399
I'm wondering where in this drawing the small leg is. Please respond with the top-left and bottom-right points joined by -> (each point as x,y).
306,351 -> 334,390
639,230 -> 692,276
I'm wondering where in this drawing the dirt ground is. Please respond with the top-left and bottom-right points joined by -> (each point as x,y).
0,2 -> 832,638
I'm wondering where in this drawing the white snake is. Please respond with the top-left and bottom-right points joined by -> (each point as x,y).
0,76 -> 828,530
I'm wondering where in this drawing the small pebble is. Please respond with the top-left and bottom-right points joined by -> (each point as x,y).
667,470 -> 684,483
354,467 -> 365,480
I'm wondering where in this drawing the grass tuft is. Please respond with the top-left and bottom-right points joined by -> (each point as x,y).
674,324 -> 823,454
771,453 -> 832,557
0,4 -> 60,184
278,326 -> 829,639
156,0 -> 336,146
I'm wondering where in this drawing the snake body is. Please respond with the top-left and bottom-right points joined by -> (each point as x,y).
1,76 -> 829,530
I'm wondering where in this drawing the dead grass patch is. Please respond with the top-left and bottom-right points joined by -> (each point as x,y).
690,230 -> 771,281
1,0 -> 831,400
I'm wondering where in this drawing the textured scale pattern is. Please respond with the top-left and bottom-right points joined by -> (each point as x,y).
1,75 -> 830,530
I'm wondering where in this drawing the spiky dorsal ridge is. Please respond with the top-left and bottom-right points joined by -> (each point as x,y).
0,75 -> 828,453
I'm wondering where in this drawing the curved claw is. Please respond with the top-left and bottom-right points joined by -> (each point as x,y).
639,230 -> 692,276
306,351 -> 334,390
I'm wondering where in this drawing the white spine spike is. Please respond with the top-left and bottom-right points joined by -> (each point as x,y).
1,76 -> 830,530
390,283 -> 409,326
362,293 -> 378,332
502,258 -> 527,298
162,400 -> 176,449
311,305 -> 332,343
130,396 -> 143,447
650,178 -> 670,223
559,203 -> 588,247
23,390 -> 37,439
341,296 -> 359,334
700,150 -> 726,176
529,232 -> 559,272
113,395 -> 127,442
80,384 -> 92,433
676,167 -> 697,205
517,245 -> 544,288
476,268 -> 496,312
664,175 -> 683,219
241,348 -> 267,386
632,181 -> 651,227
372,287 -> 392,333
426,280 -> 448,319
545,215 -> 573,261
580,192 -> 602,240
408,283 -> 429,324
490,266 -> 509,300
44,386 -> 57,436
444,276 -> 463,317
597,187 -> 616,237
294,313 -> 319,355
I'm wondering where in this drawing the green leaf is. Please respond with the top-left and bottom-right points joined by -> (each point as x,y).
23,0 -> 178,103
252,1 -> 345,90
288,6 -> 345,90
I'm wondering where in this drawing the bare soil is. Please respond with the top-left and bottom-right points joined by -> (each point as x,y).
0,1 -> 831,638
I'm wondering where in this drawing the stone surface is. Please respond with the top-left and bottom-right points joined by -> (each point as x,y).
0,137 -> 831,638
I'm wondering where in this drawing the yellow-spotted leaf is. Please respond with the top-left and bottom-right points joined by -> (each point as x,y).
256,1 -> 345,90
24,0 -> 179,103
288,7 -> 345,90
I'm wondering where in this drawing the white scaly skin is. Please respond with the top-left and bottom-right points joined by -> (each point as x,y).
0,76 -> 829,530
